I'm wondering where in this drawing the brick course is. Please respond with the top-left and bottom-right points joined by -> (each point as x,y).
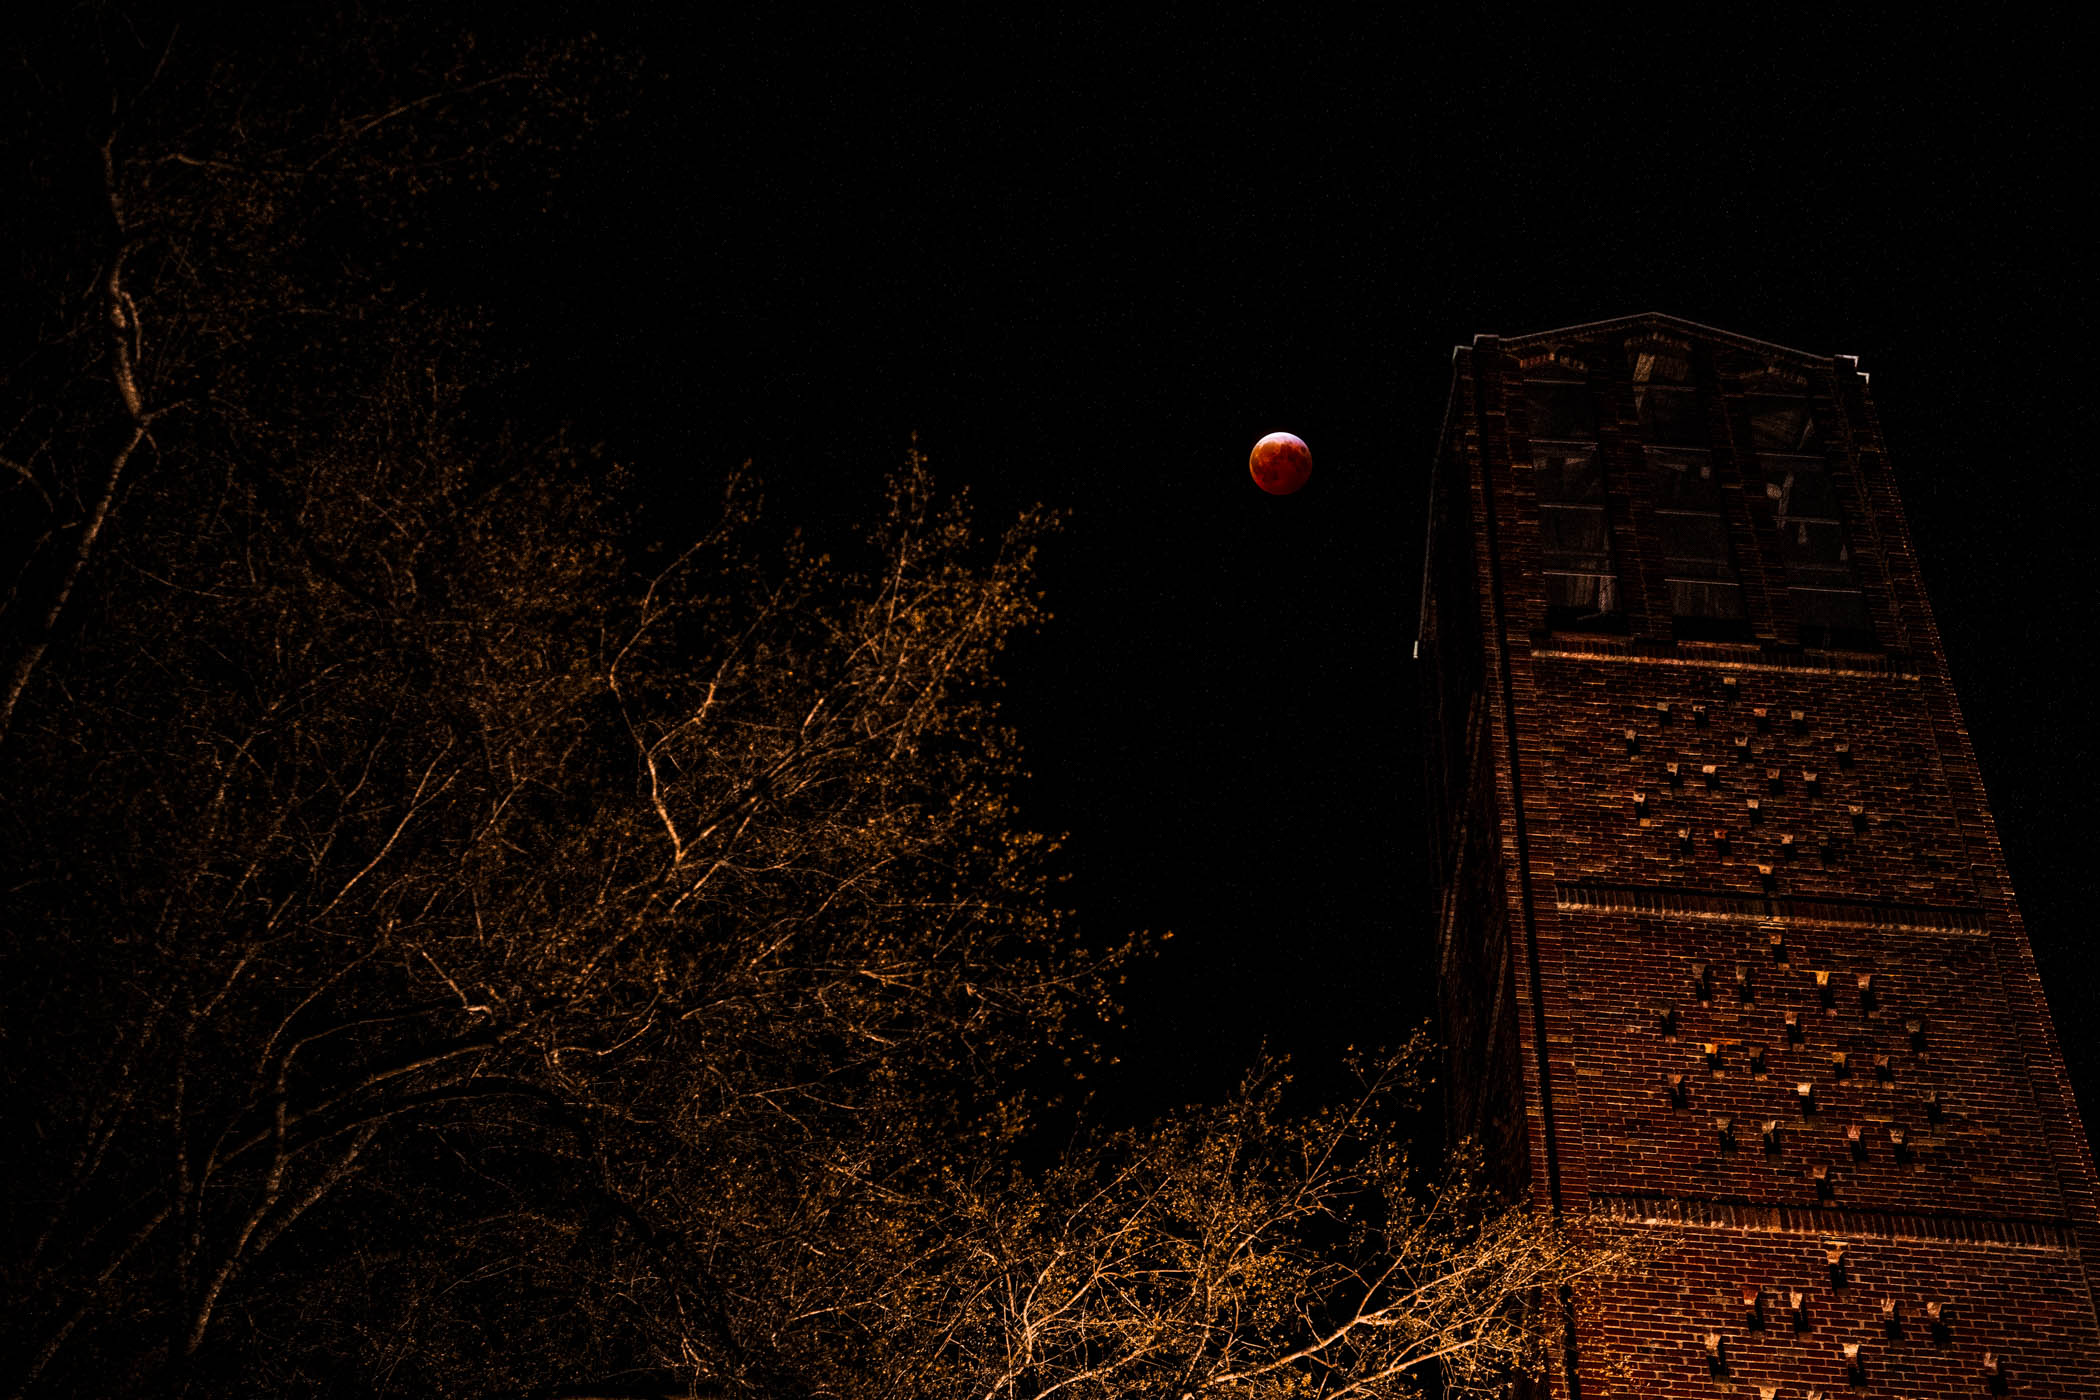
1418,314 -> 2100,1395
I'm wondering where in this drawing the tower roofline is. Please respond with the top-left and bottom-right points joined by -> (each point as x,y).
1418,313 -> 1862,647
1470,311 -> 1834,365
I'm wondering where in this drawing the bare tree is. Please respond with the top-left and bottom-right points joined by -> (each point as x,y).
1,13 -> 1620,1398
0,7 -> 597,747
1,16 -> 1091,1393
844,1042 -> 1632,1400
3,382 -> 1098,1394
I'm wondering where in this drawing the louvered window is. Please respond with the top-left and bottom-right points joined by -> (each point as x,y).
1535,449 -> 1621,631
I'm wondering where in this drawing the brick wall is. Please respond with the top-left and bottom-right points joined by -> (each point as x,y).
1577,1221 -> 2099,1396
1419,314 -> 2100,1395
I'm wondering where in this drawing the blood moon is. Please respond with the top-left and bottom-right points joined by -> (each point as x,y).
1248,431 -> 1312,495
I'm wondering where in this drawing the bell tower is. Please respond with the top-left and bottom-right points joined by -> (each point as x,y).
1418,314 -> 2100,1395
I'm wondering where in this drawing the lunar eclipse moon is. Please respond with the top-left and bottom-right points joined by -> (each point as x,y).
1249,431 -> 1312,495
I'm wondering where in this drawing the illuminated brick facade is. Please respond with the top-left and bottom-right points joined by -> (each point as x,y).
1417,314 -> 2100,1395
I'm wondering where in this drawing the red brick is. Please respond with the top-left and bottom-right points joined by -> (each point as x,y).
1419,314 -> 2100,1396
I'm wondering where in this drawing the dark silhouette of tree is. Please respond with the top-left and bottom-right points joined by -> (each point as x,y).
1,12 -> 1623,1397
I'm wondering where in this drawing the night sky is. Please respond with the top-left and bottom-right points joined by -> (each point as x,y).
480,19 -> 2095,1130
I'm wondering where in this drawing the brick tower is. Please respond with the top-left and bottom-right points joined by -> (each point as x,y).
1416,313 -> 2100,1395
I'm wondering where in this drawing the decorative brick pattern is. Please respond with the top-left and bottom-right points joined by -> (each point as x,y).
1591,1195 -> 2077,1252
1551,883 -> 1985,936
1419,314 -> 2100,1395
1576,1224 -> 2100,1396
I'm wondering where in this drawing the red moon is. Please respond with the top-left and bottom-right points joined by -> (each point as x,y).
1249,431 -> 1312,495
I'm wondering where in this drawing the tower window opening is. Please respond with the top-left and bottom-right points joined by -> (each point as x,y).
1631,346 -> 1706,448
1523,376 -> 1596,442
1535,449 -> 1623,632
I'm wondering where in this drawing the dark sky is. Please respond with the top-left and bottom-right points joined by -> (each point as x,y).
487,19 -> 2096,1128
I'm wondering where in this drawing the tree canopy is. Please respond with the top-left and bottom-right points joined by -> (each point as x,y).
1,12 -> 1616,1397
